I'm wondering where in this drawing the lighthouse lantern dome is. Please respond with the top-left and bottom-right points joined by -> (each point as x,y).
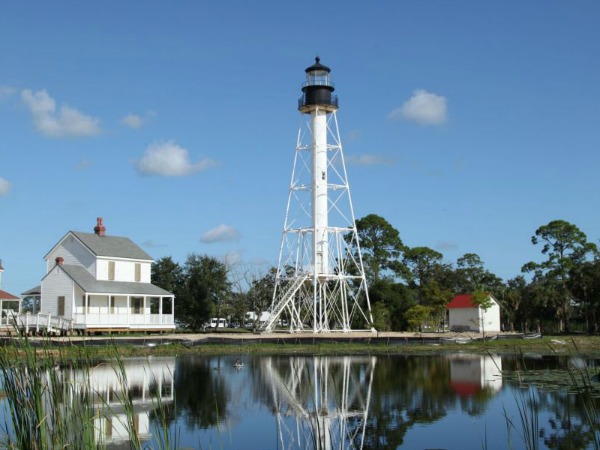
304,57 -> 332,87
299,57 -> 338,112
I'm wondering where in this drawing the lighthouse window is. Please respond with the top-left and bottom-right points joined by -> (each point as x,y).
321,171 -> 326,180
308,71 -> 329,86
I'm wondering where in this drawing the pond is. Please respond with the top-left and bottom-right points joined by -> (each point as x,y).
2,352 -> 600,449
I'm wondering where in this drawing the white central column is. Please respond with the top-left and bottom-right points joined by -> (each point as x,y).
312,107 -> 329,277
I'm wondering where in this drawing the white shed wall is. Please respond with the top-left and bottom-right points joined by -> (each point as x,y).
483,302 -> 501,332
449,308 -> 480,332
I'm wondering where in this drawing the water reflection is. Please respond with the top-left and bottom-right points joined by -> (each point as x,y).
449,353 -> 502,397
8,352 -> 600,449
58,356 -> 175,448
45,354 -> 513,449
259,356 -> 376,449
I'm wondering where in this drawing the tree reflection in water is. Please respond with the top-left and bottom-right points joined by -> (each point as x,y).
40,352 -> 600,449
162,354 -> 230,429
162,353 -> 600,449
360,354 -> 501,449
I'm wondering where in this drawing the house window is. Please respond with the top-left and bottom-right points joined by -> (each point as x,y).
163,298 -> 173,315
131,297 -> 143,314
128,384 -> 143,400
149,380 -> 159,397
58,296 -> 65,316
135,263 -> 141,282
150,297 -> 160,314
161,383 -> 173,397
110,296 -> 116,314
108,261 -> 115,281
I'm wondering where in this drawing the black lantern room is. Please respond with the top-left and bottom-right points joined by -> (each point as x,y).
298,57 -> 339,112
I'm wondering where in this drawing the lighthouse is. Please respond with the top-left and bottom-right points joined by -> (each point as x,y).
261,58 -> 374,333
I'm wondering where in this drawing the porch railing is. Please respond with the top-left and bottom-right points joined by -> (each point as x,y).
72,312 -> 175,327
12,312 -> 73,334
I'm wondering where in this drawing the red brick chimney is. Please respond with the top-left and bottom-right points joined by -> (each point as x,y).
55,256 -> 64,265
94,217 -> 106,236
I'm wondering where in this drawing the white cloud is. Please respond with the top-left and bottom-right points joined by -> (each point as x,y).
136,140 -> 217,176
346,154 -> 394,166
121,114 -> 143,129
0,85 -> 16,99
21,89 -> 101,137
221,251 -> 243,268
0,177 -> 11,196
389,89 -> 447,125
121,111 -> 156,129
201,224 -> 240,243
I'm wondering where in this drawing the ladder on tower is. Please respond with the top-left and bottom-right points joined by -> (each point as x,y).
260,275 -> 309,333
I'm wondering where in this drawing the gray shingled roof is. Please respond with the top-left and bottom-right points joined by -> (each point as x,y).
21,285 -> 41,296
71,231 -> 153,260
61,265 -> 173,296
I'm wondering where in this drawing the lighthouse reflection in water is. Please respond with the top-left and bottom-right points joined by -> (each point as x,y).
29,353 -> 510,449
261,356 -> 376,450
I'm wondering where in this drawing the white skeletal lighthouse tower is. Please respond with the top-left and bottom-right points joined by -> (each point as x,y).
261,58 -> 374,333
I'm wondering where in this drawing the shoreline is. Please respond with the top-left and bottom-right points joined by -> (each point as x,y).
7,330 -> 597,357
3,328 -> 598,358
27,330 -> 507,344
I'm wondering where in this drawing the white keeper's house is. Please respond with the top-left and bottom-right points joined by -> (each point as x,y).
34,217 -> 175,334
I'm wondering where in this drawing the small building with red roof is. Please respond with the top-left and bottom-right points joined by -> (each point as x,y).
0,289 -> 20,306
447,293 -> 501,333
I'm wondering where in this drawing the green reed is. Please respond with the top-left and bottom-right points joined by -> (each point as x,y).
0,334 -> 177,449
501,340 -> 600,450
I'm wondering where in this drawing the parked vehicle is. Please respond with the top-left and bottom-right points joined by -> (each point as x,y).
244,311 -> 271,327
209,318 -> 228,328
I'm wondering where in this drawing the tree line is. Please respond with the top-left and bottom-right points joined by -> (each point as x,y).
152,215 -> 600,334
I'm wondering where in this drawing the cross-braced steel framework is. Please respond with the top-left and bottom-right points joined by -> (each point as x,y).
261,108 -> 374,333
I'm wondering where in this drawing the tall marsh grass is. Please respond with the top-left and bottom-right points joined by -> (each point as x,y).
0,335 -> 177,449
502,342 -> 600,450
503,387 -> 540,450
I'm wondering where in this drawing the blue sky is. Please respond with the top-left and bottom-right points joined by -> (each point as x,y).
1,1 -> 599,295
